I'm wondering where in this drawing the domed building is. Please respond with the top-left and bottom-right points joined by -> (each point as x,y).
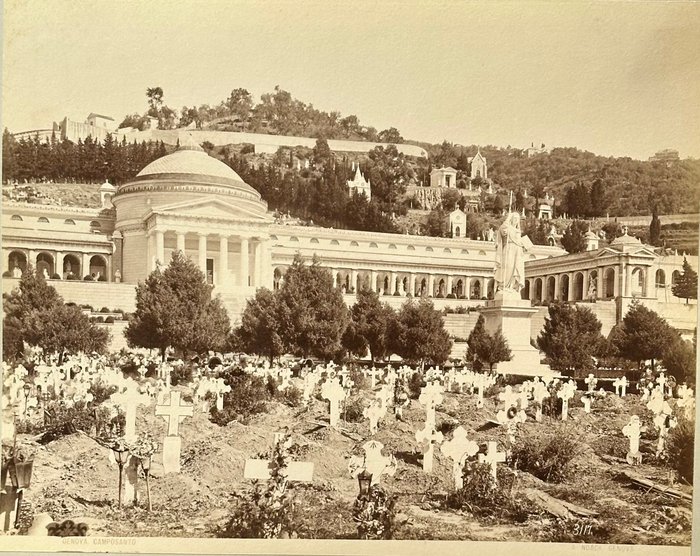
112,139 -> 273,289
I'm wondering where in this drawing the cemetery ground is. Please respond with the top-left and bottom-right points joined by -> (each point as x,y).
10,370 -> 693,544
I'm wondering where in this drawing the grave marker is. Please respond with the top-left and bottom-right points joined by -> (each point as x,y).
347,440 -> 397,486
557,380 -> 576,421
613,376 -> 628,397
363,400 -> 383,436
622,415 -> 645,465
441,426 -> 479,490
415,424 -> 443,473
155,391 -> 193,474
321,377 -> 346,428
244,434 -> 314,483
478,441 -> 506,481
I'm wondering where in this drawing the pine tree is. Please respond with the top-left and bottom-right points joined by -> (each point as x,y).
236,288 -> 284,364
672,257 -> 698,303
466,314 -> 489,371
649,205 -> 661,246
392,298 -> 452,368
561,220 -> 588,254
344,289 -> 395,362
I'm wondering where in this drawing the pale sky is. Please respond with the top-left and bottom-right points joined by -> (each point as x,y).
2,0 -> 699,160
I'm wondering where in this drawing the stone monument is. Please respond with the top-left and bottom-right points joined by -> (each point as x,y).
480,211 -> 553,377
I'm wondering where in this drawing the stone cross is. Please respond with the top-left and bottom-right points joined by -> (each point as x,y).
155,391 -> 194,474
110,379 -> 151,440
656,372 -> 667,393
347,440 -> 397,486
415,423 -> 443,473
653,412 -> 676,458
531,380 -> 549,422
498,386 -> 520,412
613,376 -> 628,397
321,377 -> 346,428
647,387 -> 671,417
557,380 -> 576,421
367,367 -> 382,389
478,441 -> 506,481
208,378 -> 231,411
582,393 -> 592,414
622,415 -> 645,464
441,426 -> 479,490
244,434 -> 314,483
363,400 -> 383,436
584,374 -> 598,393
418,383 -> 443,429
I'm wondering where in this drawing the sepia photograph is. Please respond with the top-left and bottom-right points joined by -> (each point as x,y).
1,1 -> 698,554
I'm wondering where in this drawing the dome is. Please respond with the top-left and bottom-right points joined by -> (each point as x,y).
137,146 -> 243,183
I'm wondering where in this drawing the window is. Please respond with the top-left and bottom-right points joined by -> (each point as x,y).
461,249 -> 469,254
290,236 -> 299,242
426,246 -> 433,252
478,250 -> 486,256
369,242 -> 378,248
64,219 -> 76,225
270,234 -> 278,240
350,241 -> 359,246
330,239 -> 339,245
38,217 -> 49,223
407,245 -> 415,251
310,238 -> 319,244
388,244 -> 397,249
11,215 -> 22,221
443,248 -> 451,253
89,220 -> 101,228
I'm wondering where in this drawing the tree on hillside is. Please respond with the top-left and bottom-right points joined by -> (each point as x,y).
589,178 -> 607,217
146,87 -> 164,111
661,338 -> 696,386
391,298 -> 452,368
531,180 -> 546,212
672,257 -> 698,303
226,88 -> 253,121
312,137 -> 333,167
2,266 -> 109,361
441,188 -> 461,211
649,205 -> 661,246
343,289 -> 395,362
236,288 -> 285,364
561,220 -> 588,254
378,127 -> 403,144
125,251 -> 231,359
536,302 -> 606,376
466,314 -> 489,371
602,222 -> 622,242
564,181 -> 592,217
612,300 -> 679,372
276,254 -> 349,359
422,208 -> 446,237
523,218 -> 549,245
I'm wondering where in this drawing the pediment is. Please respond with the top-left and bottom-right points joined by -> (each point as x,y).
151,197 -> 271,221
595,246 -> 658,259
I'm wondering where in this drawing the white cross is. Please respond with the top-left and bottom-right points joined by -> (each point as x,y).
478,441 -> 506,481
441,426 -> 479,490
557,380 -> 576,421
321,377 -> 346,428
584,374 -> 598,392
155,391 -> 193,436
653,412 -> 677,457
419,383 -> 443,427
622,415 -> 645,464
363,400 -> 383,436
613,376 -> 628,397
531,380 -> 550,422
111,379 -> 151,440
348,440 -> 397,486
415,423 -> 444,473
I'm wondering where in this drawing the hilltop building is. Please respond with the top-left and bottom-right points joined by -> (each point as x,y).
347,165 -> 371,200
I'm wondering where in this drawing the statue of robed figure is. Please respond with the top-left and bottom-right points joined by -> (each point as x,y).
494,212 -> 532,294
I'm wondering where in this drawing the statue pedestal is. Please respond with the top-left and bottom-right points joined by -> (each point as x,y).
481,290 -> 554,377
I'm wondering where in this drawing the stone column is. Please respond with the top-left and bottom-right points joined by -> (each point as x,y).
329,268 -> 337,288
253,241 -> 262,287
155,230 -> 165,267
113,231 -> 124,280
480,277 -> 487,299
597,268 -> 604,299
55,251 -> 63,279
409,273 -> 416,296
624,262 -> 632,297
82,253 -> 91,277
198,234 -> 207,274
567,272 -> 575,302
428,275 -> 435,297
176,232 -> 186,254
351,269 -> 358,293
642,268 -> 650,297
390,271 -> 397,295
583,270 -> 590,300
240,237 -> 249,287
218,236 -> 229,286
371,270 -> 378,292
553,274 -> 560,301
447,275 -> 453,296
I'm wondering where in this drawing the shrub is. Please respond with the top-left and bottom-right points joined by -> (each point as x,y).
349,368 -> 368,391
88,382 -> 118,405
510,427 -> 580,483
408,371 -> 425,399
2,271 -> 10,278
96,316 -> 104,323
50,273 -> 61,280
447,293 -> 456,299
210,372 -> 270,425
171,364 -> 194,387
343,396 -> 365,422
66,274 -> 78,280
455,306 -> 468,314
104,316 -> 115,324
353,484 -> 396,539
445,460 -> 524,520
98,276 -> 107,282
281,386 -> 303,408
100,307 -> 110,313
666,416 -> 694,484
83,275 -> 92,281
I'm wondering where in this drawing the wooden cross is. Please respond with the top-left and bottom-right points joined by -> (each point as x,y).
244,434 -> 314,483
478,441 -> 506,480
155,391 -> 193,436
613,376 -> 628,397
111,379 -> 151,440
348,440 -> 397,486
415,423 -> 443,473
441,426 -> 479,490
321,377 -> 346,428
622,415 -> 645,464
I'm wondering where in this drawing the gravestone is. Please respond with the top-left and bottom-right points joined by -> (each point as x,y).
347,440 -> 397,486
209,378 -> 231,411
582,394 -> 592,414
244,434 -> 314,483
478,441 -> 506,481
622,415 -> 645,464
110,380 -> 151,440
418,384 -> 443,429
155,391 -> 193,474
613,376 -> 628,397
363,400 -> 383,436
557,380 -> 576,421
321,377 -> 346,428
584,374 -> 598,393
415,423 -> 443,473
531,380 -> 549,422
441,426 -> 479,490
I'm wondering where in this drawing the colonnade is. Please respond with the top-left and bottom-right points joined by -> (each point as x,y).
147,229 -> 271,289
4,248 -> 111,281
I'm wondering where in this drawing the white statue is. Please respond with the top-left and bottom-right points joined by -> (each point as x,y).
494,212 -> 528,293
